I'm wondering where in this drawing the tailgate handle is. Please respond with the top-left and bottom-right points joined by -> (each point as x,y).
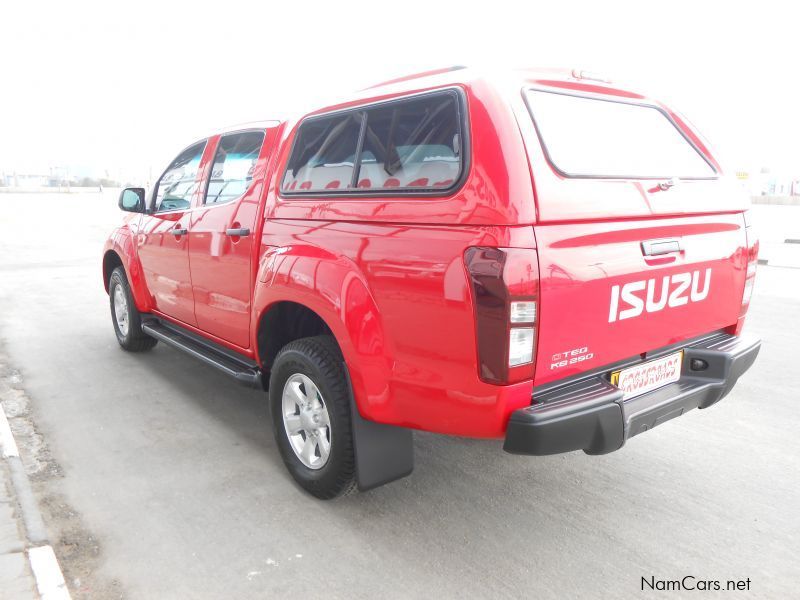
641,239 -> 682,256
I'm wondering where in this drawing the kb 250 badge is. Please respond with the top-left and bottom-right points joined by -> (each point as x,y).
550,346 -> 594,370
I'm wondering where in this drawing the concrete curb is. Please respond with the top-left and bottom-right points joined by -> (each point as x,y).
0,404 -> 71,599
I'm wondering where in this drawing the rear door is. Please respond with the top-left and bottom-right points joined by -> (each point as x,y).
188,129 -> 270,348
520,87 -> 750,386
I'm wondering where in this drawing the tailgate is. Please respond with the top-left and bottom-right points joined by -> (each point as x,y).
517,82 -> 751,385
534,213 -> 748,385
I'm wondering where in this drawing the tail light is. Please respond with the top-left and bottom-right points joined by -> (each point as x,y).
464,247 -> 540,384
736,211 -> 759,333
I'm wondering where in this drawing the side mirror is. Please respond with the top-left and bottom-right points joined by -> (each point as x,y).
119,188 -> 146,213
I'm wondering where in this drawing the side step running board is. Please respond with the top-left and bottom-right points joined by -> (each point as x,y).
141,318 -> 262,388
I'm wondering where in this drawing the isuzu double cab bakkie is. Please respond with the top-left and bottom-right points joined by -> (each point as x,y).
103,67 -> 761,499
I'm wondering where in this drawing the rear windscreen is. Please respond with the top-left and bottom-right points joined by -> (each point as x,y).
524,90 -> 716,178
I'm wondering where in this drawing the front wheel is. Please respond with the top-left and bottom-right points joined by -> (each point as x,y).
109,267 -> 157,352
269,336 -> 356,499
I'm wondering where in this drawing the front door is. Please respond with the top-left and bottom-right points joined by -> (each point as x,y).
188,129 -> 269,348
137,140 -> 207,326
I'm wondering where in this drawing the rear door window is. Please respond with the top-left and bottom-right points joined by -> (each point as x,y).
524,89 -> 715,179
282,90 -> 465,195
204,130 -> 265,205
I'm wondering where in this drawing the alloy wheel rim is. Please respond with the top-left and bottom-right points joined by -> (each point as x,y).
113,284 -> 130,336
281,373 -> 332,469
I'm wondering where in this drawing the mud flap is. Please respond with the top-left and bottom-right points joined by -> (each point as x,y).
344,367 -> 414,492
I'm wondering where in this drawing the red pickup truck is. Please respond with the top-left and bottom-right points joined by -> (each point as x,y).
103,67 -> 760,499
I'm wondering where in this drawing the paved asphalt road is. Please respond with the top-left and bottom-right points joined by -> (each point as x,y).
0,192 -> 798,599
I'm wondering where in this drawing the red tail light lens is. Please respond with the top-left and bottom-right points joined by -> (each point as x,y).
740,212 -> 759,316
464,247 -> 540,384
733,211 -> 759,335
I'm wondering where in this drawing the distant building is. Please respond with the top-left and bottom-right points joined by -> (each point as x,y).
0,166 -> 85,188
764,175 -> 800,196
737,169 -> 800,196
1,173 -> 48,187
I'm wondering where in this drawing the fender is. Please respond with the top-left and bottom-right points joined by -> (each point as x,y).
251,243 -> 392,424
102,217 -> 154,313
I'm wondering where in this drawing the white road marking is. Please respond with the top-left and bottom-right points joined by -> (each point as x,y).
0,403 -> 20,458
2,405 -> 71,598
28,545 -> 72,599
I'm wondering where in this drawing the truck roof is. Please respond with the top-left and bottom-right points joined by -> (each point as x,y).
215,67 -> 650,138
288,65 -> 651,124
362,65 -> 646,99
217,120 -> 282,135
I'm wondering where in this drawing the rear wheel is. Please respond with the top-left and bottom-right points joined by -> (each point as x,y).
109,267 -> 157,352
269,336 -> 356,499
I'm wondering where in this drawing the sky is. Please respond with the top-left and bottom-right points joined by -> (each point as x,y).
2,0 -> 799,182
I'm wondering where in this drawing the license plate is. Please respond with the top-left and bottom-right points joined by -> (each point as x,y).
610,351 -> 683,400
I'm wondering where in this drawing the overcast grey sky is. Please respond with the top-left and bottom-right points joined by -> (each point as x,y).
2,0 -> 798,181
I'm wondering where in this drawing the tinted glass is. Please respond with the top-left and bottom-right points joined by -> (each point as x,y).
154,141 -> 206,212
357,93 -> 462,190
282,113 -> 363,192
281,91 -> 464,195
205,131 -> 265,205
525,90 -> 715,178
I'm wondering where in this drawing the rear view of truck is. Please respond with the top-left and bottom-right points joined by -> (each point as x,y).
503,78 -> 760,455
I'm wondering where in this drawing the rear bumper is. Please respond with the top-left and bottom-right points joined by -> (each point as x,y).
504,334 -> 761,456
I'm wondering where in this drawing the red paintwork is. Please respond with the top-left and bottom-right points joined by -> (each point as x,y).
187,128 -> 278,348
533,213 -> 747,385
103,67 -> 755,439
136,192 -> 197,326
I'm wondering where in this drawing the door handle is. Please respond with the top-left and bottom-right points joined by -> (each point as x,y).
641,238 -> 682,256
225,228 -> 250,237
171,227 -> 188,236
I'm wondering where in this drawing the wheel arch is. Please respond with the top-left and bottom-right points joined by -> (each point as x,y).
252,253 -> 392,424
102,232 -> 151,312
102,249 -> 124,292
256,301 -> 336,373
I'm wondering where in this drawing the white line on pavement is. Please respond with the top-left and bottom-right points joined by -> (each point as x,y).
28,545 -> 72,600
2,403 -> 71,598
0,403 -> 20,458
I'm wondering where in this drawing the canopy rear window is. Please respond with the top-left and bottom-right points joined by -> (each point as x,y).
524,89 -> 716,179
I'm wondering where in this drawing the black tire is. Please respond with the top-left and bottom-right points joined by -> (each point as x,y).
269,336 -> 357,499
109,266 -> 157,352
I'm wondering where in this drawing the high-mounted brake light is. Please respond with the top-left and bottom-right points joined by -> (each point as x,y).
464,247 -> 540,384
571,69 -> 611,83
